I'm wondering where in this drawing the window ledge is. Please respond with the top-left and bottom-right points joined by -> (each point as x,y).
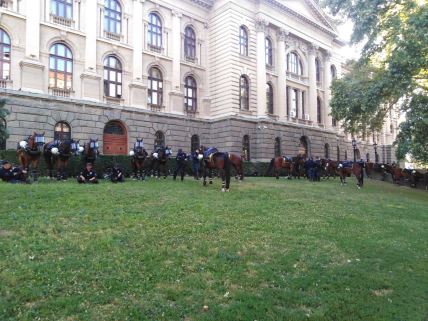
148,104 -> 165,112
49,87 -> 74,98
104,96 -> 124,105
50,13 -> 74,28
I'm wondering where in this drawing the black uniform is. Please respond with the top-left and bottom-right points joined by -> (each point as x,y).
111,165 -> 125,183
173,150 -> 188,181
358,159 -> 366,186
77,168 -> 98,184
0,163 -> 27,183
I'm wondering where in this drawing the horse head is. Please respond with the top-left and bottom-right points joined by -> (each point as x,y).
70,139 -> 83,156
30,132 -> 46,152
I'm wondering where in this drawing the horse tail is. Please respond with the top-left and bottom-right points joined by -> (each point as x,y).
266,158 -> 275,176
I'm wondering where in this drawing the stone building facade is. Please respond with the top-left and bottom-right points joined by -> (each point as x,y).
0,0 -> 398,162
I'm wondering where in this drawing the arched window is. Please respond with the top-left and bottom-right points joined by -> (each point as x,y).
184,76 -> 197,112
274,137 -> 281,157
242,135 -> 250,161
331,65 -> 337,80
191,134 -> 200,152
0,29 -> 11,81
299,136 -> 309,158
54,121 -> 71,141
266,82 -> 273,114
336,145 -> 340,161
148,12 -> 162,49
154,130 -> 165,149
51,0 -> 73,19
103,55 -> 122,98
0,117 -> 6,150
103,120 -> 127,155
49,43 -> 73,90
240,75 -> 249,110
324,143 -> 330,159
287,52 -> 303,75
239,26 -> 248,56
104,0 -> 121,35
148,67 -> 163,107
265,37 -> 273,66
184,26 -> 196,60
317,97 -> 322,124
315,58 -> 321,83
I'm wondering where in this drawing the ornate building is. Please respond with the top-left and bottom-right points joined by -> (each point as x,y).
0,0 -> 397,162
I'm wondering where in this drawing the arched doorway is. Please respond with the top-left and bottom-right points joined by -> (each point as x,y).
54,121 -> 71,141
299,136 -> 309,158
274,137 -> 281,157
324,143 -> 330,159
191,134 -> 200,152
154,131 -> 165,150
103,120 -> 127,155
355,148 -> 361,160
242,135 -> 250,161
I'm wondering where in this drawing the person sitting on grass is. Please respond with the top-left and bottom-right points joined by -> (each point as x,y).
77,163 -> 98,184
0,160 -> 28,184
111,163 -> 125,183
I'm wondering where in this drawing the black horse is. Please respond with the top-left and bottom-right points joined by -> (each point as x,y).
151,147 -> 172,179
130,139 -> 150,180
82,138 -> 100,165
199,146 -> 231,192
43,139 -> 82,180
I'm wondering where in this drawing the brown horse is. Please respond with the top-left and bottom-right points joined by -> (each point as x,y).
130,139 -> 150,180
43,139 -> 82,180
266,156 -> 293,179
292,156 -> 306,179
17,132 -> 45,181
82,138 -> 100,165
337,161 -> 364,188
200,146 -> 231,191
322,159 -> 338,179
229,153 -> 244,181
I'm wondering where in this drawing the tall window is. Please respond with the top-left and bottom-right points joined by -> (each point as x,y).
331,65 -> 337,79
184,76 -> 197,112
191,134 -> 200,152
239,26 -> 248,56
0,29 -> 10,80
54,121 -> 71,141
266,83 -> 273,114
148,67 -> 163,107
336,146 -> 340,161
104,0 -> 121,34
242,135 -> 250,161
154,131 -> 165,149
148,13 -> 162,49
274,137 -> 281,157
290,88 -> 298,117
287,52 -> 302,75
324,143 -> 330,159
265,37 -> 273,66
301,91 -> 305,118
315,58 -> 321,83
51,0 -> 73,19
103,55 -> 122,98
317,97 -> 322,124
239,75 -> 249,110
49,43 -> 73,90
184,26 -> 196,60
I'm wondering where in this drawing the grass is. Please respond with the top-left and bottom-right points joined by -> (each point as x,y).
0,177 -> 427,321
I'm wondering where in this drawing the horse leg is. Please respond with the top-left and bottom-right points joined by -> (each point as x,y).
203,166 -> 207,186
209,169 -> 213,184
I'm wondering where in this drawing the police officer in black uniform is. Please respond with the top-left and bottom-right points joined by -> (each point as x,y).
173,149 -> 188,181
111,163 -> 125,183
77,163 -> 99,184
0,160 -> 27,183
357,158 -> 366,186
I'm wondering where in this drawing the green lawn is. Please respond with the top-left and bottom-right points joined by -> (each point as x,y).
0,177 -> 427,321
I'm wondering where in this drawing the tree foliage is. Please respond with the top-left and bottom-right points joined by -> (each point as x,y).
0,99 -> 9,145
323,0 -> 428,162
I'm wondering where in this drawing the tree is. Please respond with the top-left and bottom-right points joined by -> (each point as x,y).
0,99 -> 9,148
324,0 -> 428,162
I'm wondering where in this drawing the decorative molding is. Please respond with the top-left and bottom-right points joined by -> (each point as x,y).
255,18 -> 268,33
276,29 -> 289,42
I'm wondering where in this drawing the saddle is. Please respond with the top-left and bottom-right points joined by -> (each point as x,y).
204,148 -> 218,162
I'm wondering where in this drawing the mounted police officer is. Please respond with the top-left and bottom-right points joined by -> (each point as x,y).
77,163 -> 98,184
173,148 -> 188,181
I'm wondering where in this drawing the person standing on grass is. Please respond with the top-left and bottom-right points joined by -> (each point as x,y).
358,158 -> 366,186
191,148 -> 201,180
173,149 -> 188,181
77,163 -> 98,184
314,156 -> 321,182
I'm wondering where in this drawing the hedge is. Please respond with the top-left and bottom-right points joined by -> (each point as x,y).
0,149 -> 274,178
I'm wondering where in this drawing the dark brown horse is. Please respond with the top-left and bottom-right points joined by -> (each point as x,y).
322,159 -> 338,179
200,146 -> 231,191
337,161 -> 364,188
151,147 -> 171,179
266,156 -> 294,179
292,156 -> 306,179
17,132 -> 45,181
130,139 -> 149,180
82,138 -> 100,165
229,153 -> 244,181
43,139 -> 82,180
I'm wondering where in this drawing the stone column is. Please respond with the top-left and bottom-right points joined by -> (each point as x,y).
25,0 -> 40,59
132,0 -> 143,80
169,10 -> 184,114
256,19 -> 267,117
276,29 -> 288,120
323,51 -> 332,128
308,44 -> 317,124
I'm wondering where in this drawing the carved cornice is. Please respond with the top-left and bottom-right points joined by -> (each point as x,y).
255,18 -> 269,33
276,29 -> 289,42
186,0 -> 214,9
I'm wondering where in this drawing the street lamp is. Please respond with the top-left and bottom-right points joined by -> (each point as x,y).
352,138 -> 357,162
373,142 -> 378,163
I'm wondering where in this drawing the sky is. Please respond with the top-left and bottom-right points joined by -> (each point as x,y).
337,19 -> 363,60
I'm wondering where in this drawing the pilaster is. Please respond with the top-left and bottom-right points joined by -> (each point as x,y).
276,29 -> 288,119
256,19 -> 268,117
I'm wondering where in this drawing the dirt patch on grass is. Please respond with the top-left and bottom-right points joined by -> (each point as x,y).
372,289 -> 393,297
0,229 -> 16,237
